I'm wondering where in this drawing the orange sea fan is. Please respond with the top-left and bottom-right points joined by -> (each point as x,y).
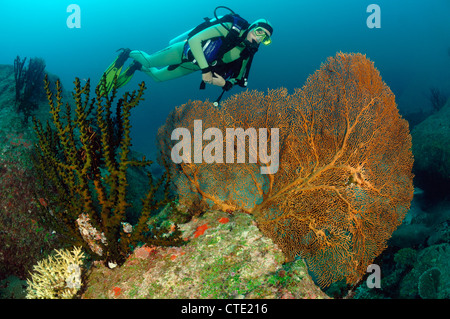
158,52 -> 414,287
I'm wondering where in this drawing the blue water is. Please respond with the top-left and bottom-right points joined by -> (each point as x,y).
1,0 -> 449,160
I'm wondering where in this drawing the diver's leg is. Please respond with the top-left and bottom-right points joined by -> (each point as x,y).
130,42 -> 199,82
115,60 -> 142,88
141,63 -> 198,82
130,41 -> 186,68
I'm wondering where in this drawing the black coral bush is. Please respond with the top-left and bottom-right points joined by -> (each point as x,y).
33,75 -> 182,265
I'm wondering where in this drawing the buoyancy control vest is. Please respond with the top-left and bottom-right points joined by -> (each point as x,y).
168,7 -> 258,106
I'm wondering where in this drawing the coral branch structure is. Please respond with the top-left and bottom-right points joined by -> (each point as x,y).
26,246 -> 85,299
33,75 -> 182,265
158,52 -> 414,287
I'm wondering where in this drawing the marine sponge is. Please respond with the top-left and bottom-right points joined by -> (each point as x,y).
26,246 -> 85,299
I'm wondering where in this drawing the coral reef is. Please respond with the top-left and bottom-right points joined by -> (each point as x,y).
0,64 -> 60,282
394,248 -> 417,269
14,56 -> 27,104
0,157 -> 58,279
0,276 -> 28,299
402,109 -> 432,131
14,56 -> 46,124
32,75 -> 182,265
158,52 -> 414,287
352,193 -> 450,299
427,87 -> 447,113
418,267 -> 441,299
26,246 -> 85,299
398,243 -> 450,298
411,99 -> 450,199
83,208 -> 328,299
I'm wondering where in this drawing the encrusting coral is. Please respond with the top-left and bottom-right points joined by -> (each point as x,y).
26,246 -> 85,299
32,75 -> 183,265
157,52 -> 414,288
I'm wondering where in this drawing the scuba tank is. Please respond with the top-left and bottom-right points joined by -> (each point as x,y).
168,6 -> 254,107
169,16 -> 223,45
168,6 -> 239,45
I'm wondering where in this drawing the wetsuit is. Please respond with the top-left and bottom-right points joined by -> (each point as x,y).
128,22 -> 252,88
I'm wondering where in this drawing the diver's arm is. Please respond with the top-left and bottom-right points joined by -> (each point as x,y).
188,23 -> 231,72
218,57 -> 250,90
207,56 -> 250,89
230,58 -> 250,86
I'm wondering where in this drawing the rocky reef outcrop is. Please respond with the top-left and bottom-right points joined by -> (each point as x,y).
411,99 -> 450,199
83,208 -> 329,299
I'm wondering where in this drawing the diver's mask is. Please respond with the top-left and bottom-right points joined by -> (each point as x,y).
252,27 -> 272,45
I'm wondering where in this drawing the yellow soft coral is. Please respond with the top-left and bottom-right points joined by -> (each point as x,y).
26,246 -> 85,299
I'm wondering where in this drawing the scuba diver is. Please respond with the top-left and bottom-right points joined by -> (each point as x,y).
100,7 -> 273,105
